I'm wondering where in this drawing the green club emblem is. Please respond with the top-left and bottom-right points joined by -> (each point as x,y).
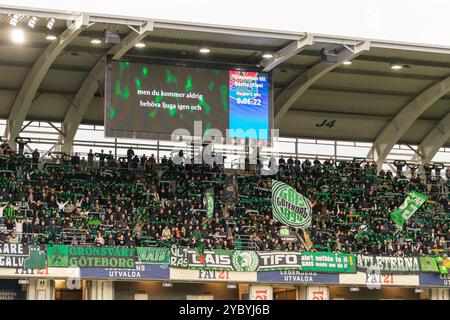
23,246 -> 47,269
272,180 -> 312,229
232,251 -> 259,272
46,245 -> 68,267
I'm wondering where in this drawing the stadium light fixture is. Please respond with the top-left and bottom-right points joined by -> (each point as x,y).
47,18 -> 55,30
162,281 -> 173,288
12,29 -> 25,44
343,60 -> 352,65
9,14 -> 20,27
46,35 -> 57,41
262,53 -> 274,59
390,63 -> 403,70
415,288 -> 424,293
349,287 -> 360,292
135,42 -> 146,48
27,16 -> 38,29
91,38 -> 102,45
227,283 -> 237,289
199,47 -> 211,54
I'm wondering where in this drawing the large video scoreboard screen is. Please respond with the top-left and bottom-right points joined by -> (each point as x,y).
105,60 -> 273,140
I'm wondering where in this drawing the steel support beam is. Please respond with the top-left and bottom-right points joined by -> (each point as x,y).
110,21 -> 154,60
5,5 -> 450,55
367,76 -> 450,168
61,30 -> 149,153
19,121 -> 33,133
60,59 -> 104,153
5,15 -> 90,150
261,34 -> 314,72
274,41 -> 370,127
42,143 -> 58,159
411,113 -> 450,163
47,122 -> 64,136
405,144 -> 423,158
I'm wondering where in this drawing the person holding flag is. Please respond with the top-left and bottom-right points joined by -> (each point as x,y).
391,190 -> 428,227
204,187 -> 214,220
195,244 -> 207,268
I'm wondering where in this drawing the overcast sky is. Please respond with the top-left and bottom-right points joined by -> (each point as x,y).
1,0 -> 450,47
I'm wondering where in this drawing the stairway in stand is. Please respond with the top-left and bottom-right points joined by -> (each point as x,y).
234,234 -> 259,250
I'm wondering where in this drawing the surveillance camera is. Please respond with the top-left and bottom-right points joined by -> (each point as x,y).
320,48 -> 338,59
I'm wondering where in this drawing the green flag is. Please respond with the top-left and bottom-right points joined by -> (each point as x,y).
391,191 -> 427,226
271,180 -> 312,229
205,187 -> 214,220
195,245 -> 206,267
436,257 -> 449,275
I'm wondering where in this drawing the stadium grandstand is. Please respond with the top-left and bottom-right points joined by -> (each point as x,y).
0,1 -> 448,303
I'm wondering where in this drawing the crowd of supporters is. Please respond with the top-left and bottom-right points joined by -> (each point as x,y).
0,145 -> 448,257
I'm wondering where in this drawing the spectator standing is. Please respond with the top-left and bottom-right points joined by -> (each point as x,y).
88,149 -> 94,167
32,149 -> 40,168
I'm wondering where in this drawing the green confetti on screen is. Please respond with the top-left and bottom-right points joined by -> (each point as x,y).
155,96 -> 162,103
168,107 -> 176,117
119,61 -> 131,74
204,122 -> 212,134
122,86 -> 130,100
221,85 -> 228,111
198,97 -> 205,107
213,69 -> 221,76
135,77 -> 142,90
165,69 -> 171,83
142,66 -> 148,77
179,114 -> 184,120
204,103 -> 211,115
110,107 -> 116,120
148,110 -> 158,118
115,80 -> 121,96
185,75 -> 193,91
208,81 -> 214,91
165,69 -> 177,84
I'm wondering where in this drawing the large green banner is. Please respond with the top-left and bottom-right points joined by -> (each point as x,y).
170,247 -> 189,268
47,245 -> 136,268
179,249 -> 356,273
271,180 -> 312,229
186,249 -> 234,270
357,255 -> 420,273
391,191 -> 427,226
0,244 -> 46,269
40,244 -> 449,274
137,247 -> 170,264
300,252 -> 357,273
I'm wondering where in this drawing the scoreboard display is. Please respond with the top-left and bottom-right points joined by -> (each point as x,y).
105,60 -> 273,141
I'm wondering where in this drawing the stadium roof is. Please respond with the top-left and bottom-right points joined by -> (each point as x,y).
0,10 -> 449,166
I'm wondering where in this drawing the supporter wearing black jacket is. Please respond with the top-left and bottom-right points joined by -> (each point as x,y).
127,147 -> 135,163
96,150 -> 107,168
32,149 -> 39,166
71,153 -> 80,166
87,149 -> 94,166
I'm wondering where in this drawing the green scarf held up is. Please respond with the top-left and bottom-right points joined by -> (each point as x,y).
4,206 -> 15,219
